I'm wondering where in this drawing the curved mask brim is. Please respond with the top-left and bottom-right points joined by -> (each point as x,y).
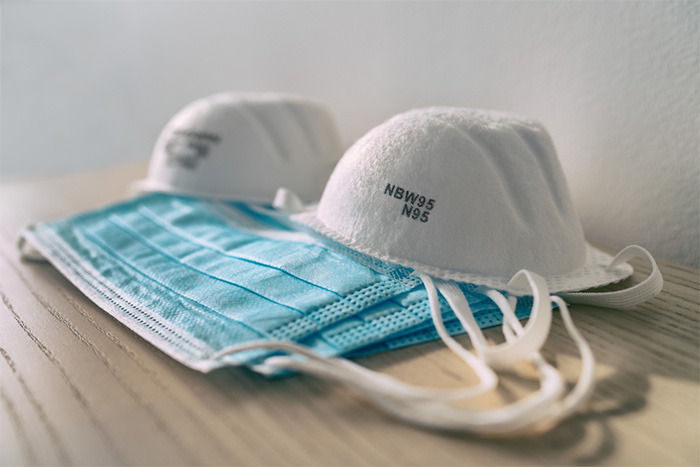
292,208 -> 633,294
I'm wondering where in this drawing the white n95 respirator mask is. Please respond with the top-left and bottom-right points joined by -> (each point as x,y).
297,107 -> 639,292
132,92 -> 343,203
260,107 -> 662,434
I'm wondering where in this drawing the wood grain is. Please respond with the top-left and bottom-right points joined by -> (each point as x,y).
1,163 -> 698,466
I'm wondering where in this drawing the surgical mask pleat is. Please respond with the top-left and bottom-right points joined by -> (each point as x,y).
37,223 -> 268,354
84,221 -> 314,328
136,196 -> 381,295
315,289 -> 446,351
133,197 -> 260,245
146,199 -> 421,345
34,195 -> 420,357
327,286 -> 517,352
108,207 -> 419,343
348,295 -> 533,357
105,213 -> 348,314
273,276 -> 412,339
321,301 -> 418,350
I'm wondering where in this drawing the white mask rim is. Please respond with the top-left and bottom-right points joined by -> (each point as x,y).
292,208 -> 633,293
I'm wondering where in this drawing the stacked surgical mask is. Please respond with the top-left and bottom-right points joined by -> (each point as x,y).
19,97 -> 662,435
20,193 -> 533,370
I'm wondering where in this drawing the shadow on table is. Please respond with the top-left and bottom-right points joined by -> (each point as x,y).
208,360 -> 651,466
207,292 -> 687,465
458,369 -> 651,466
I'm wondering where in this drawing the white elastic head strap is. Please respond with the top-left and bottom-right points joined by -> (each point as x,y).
413,272 -> 492,368
423,273 -> 596,433
468,288 -> 596,431
255,275 -> 500,403
403,271 -> 567,432
415,270 -> 498,397
211,339 -> 565,434
559,245 -> 662,309
428,270 -> 553,370
531,295 -> 596,428
210,270 -> 569,434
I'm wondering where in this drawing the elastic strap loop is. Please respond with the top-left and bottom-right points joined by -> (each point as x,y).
416,274 -> 491,355
547,296 -> 596,418
211,338 -> 565,434
413,271 -> 498,396
435,270 -> 552,370
560,245 -> 662,309
208,268 -> 601,433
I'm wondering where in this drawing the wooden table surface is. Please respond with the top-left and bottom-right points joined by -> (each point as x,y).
1,164 -> 698,466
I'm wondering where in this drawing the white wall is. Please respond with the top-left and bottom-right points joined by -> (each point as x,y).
2,1 -> 698,267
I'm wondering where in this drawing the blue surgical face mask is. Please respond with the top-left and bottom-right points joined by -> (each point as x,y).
20,194 -> 422,370
304,283 -> 534,358
344,296 -> 533,358
20,193 -> 531,373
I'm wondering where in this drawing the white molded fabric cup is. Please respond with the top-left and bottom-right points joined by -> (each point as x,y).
294,107 -> 634,293
132,92 -> 344,203
279,106 -> 662,432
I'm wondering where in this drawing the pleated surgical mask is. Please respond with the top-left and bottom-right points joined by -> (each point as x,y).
20,194 -> 427,371
21,191 -> 534,372
131,92 -> 343,203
